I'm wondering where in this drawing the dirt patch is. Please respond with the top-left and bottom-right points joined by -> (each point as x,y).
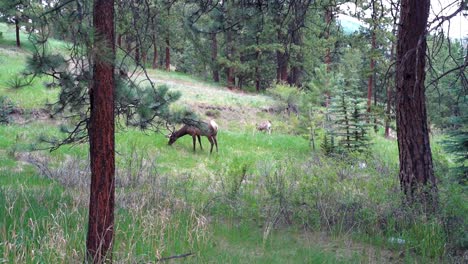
8,107 -> 59,125
299,232 -> 401,264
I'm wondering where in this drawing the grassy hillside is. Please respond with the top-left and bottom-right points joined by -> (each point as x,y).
0,23 -> 466,263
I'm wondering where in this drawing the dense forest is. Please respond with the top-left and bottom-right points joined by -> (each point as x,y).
0,0 -> 467,263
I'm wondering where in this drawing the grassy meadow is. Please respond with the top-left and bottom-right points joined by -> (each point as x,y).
1,23 -> 466,263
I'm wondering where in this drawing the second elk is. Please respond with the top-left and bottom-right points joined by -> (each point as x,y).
257,120 -> 272,134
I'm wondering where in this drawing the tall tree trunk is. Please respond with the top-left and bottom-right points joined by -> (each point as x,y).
117,34 -> 122,48
142,49 -> 147,66
289,30 -> 303,86
165,3 -> 171,71
255,35 -> 261,92
367,31 -> 376,116
276,24 -> 288,83
385,25 -> 398,138
15,17 -> 21,48
211,33 -> 219,82
225,27 -> 235,89
135,44 -> 140,65
367,0 -> 377,121
165,35 -> 170,71
324,7 -> 332,72
224,0 -> 235,89
87,0 -> 115,262
396,0 -> 436,209
324,6 -> 333,107
276,34 -> 288,84
152,34 -> 158,69
125,36 -> 132,55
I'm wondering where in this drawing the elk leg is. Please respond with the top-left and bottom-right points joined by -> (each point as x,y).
208,136 -> 214,154
192,136 -> 196,152
213,136 -> 218,153
197,135 -> 203,150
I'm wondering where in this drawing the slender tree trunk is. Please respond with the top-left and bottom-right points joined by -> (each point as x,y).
255,35 -> 261,92
165,36 -> 170,71
211,33 -> 219,82
125,36 -> 132,55
367,0 -> 377,121
15,17 -> 21,48
276,27 -> 289,83
224,0 -> 235,89
142,49 -> 147,66
165,3 -> 171,71
367,31 -> 376,116
117,34 -> 122,48
152,34 -> 158,69
87,0 -> 115,262
324,7 -> 332,72
385,26 -> 397,138
135,45 -> 140,65
396,0 -> 436,209
225,27 -> 235,89
324,6 -> 333,107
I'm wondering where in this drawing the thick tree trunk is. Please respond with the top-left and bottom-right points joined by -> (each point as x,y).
15,17 -> 21,48
396,0 -> 437,209
152,34 -> 158,69
165,36 -> 170,71
211,33 -> 219,82
87,0 -> 115,262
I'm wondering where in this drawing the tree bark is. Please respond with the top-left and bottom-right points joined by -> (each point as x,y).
324,7 -> 332,72
225,27 -> 235,89
395,0 -> 437,209
255,35 -> 261,92
142,49 -> 147,66
135,44 -> 140,65
117,34 -> 122,48
224,0 -> 235,89
367,0 -> 377,119
385,24 -> 398,138
86,0 -> 115,262
15,16 -> 21,48
165,35 -> 170,71
152,34 -> 158,69
367,31 -> 376,115
211,33 -> 219,82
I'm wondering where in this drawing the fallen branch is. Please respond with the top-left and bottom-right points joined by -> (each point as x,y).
157,252 -> 194,262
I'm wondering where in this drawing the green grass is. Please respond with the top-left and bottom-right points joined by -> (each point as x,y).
146,68 -> 276,109
0,48 -> 58,110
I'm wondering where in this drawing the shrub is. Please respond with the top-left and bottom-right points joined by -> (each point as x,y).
0,96 -> 16,124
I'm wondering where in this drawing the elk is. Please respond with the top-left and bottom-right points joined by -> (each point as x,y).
168,120 -> 218,153
257,120 -> 272,134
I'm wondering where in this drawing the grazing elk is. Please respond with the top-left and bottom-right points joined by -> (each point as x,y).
168,120 -> 219,153
257,120 -> 272,134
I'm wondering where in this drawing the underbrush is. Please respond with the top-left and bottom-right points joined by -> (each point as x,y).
2,123 -> 466,262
